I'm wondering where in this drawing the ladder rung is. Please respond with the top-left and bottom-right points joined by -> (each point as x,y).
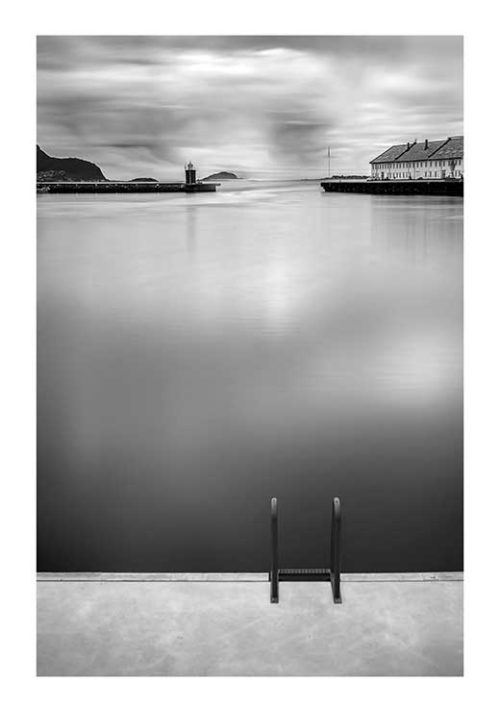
278,568 -> 330,581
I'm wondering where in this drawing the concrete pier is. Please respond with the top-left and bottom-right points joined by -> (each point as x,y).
37,181 -> 219,194
321,179 -> 463,196
37,572 -> 463,676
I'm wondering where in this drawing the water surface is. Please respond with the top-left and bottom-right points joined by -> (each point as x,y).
37,181 -> 463,571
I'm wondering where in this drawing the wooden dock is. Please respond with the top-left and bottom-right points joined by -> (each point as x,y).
321,179 -> 463,197
37,181 -> 219,194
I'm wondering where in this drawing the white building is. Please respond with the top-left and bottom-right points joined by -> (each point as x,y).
370,136 -> 463,180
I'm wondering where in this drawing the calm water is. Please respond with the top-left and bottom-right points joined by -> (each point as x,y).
37,181 -> 463,572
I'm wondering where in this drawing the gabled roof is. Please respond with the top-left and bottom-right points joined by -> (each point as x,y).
370,136 -> 464,165
395,139 -> 447,163
430,136 -> 463,160
370,144 -> 409,164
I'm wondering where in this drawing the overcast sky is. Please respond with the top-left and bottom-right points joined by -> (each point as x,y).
37,36 -> 463,180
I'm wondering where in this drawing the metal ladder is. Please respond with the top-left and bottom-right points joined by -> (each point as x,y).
270,497 -> 342,604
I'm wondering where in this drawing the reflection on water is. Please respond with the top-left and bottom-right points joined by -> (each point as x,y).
37,182 -> 463,572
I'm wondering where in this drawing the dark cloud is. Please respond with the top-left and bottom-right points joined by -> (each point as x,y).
37,36 -> 463,179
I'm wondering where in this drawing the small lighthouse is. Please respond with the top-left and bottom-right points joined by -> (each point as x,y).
185,161 -> 196,185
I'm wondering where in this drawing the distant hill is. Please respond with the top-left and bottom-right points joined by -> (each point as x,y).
129,177 -> 158,182
37,145 -> 107,182
203,171 -> 239,180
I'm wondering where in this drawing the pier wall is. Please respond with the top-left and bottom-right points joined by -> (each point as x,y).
321,179 -> 463,197
37,181 -> 218,194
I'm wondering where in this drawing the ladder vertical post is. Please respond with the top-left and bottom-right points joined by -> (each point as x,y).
270,497 -> 279,603
330,497 -> 342,603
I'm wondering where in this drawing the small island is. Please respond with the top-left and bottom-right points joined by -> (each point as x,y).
202,171 -> 239,181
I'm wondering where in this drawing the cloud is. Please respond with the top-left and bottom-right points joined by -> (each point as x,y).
37,36 -> 463,179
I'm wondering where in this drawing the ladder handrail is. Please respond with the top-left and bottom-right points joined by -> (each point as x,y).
330,497 -> 342,603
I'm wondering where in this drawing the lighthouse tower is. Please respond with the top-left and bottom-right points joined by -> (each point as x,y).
185,161 -> 196,185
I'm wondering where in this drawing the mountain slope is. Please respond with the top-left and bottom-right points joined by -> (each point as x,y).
37,145 -> 107,181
